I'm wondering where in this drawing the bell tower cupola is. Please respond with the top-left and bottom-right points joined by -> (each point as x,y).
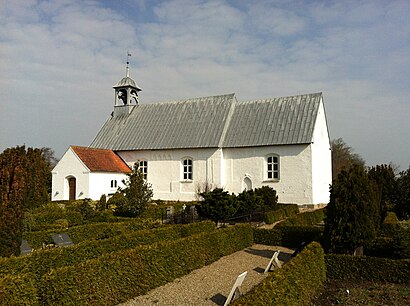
113,53 -> 142,107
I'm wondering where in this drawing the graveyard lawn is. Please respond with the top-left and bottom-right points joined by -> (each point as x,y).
311,279 -> 410,305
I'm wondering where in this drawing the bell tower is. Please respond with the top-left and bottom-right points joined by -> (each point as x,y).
113,53 -> 142,116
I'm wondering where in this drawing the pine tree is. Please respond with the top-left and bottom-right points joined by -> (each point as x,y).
323,164 -> 381,254
114,163 -> 153,217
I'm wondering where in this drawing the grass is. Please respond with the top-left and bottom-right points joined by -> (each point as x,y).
311,279 -> 410,305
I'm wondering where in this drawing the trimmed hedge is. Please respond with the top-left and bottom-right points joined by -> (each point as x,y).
254,226 -> 323,248
0,221 -> 216,279
264,204 -> 299,224
37,224 -> 253,305
22,218 -> 161,248
232,242 -> 326,306
325,254 -> 410,284
276,208 -> 325,227
0,273 -> 38,305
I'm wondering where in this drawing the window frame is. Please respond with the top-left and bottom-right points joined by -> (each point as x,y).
110,179 -> 118,188
266,154 -> 280,181
182,158 -> 193,181
138,160 -> 148,179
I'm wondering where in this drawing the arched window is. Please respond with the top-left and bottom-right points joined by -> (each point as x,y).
182,158 -> 193,180
138,160 -> 148,179
266,154 -> 280,180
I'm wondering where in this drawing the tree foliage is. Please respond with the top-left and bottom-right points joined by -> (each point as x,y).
367,164 -> 397,224
331,138 -> 365,179
323,164 -> 381,254
113,164 -> 153,217
0,146 -> 51,257
197,188 -> 239,224
395,166 -> 410,220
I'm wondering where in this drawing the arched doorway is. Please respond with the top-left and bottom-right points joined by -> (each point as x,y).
67,177 -> 76,200
243,176 -> 252,191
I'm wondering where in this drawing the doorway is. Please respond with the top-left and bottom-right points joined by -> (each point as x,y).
68,177 -> 76,200
243,177 -> 252,191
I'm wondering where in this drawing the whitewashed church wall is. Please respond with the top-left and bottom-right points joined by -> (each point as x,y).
311,99 -> 332,205
88,172 -> 128,200
51,148 -> 90,201
117,148 -> 222,201
222,144 -> 314,204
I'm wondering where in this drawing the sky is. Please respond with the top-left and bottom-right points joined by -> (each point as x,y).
0,0 -> 409,170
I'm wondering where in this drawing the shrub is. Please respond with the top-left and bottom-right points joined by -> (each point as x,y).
325,254 -> 410,283
37,224 -> 253,305
264,204 -> 299,224
98,194 -> 107,211
0,273 -> 38,305
197,188 -> 239,224
232,242 -> 326,306
276,208 -> 325,227
254,226 -> 323,248
254,186 -> 278,210
0,221 -> 216,280
22,218 -> 161,248
236,189 -> 264,216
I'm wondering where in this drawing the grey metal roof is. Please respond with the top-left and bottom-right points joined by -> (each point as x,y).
90,92 -> 322,150
91,94 -> 236,150
113,76 -> 141,90
222,93 -> 322,147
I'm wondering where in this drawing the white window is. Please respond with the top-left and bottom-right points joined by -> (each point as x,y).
138,160 -> 148,179
267,155 -> 280,180
110,180 -> 117,188
182,158 -> 193,180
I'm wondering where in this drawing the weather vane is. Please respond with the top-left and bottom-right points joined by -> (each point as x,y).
126,51 -> 131,77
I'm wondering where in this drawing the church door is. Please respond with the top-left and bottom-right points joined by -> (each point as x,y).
243,177 -> 252,191
68,177 -> 76,200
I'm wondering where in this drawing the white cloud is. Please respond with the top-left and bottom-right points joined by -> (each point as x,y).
0,0 -> 409,168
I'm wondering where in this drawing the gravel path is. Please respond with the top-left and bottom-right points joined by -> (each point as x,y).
119,244 -> 293,306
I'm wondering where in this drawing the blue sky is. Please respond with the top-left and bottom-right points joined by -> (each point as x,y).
1,0 -> 409,170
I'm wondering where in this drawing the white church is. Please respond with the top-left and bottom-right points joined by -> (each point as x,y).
52,66 -> 332,206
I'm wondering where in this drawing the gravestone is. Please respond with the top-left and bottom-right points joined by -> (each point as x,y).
224,271 -> 247,306
51,233 -> 74,247
264,251 -> 282,273
291,241 -> 306,257
20,239 -> 33,256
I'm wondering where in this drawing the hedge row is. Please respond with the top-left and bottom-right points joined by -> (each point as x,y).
0,273 -> 38,305
22,218 -> 161,248
325,254 -> 410,284
254,226 -> 323,248
25,210 -> 129,232
264,204 -> 299,224
232,241 -> 326,306
276,208 -> 325,227
37,224 -> 253,305
0,221 -> 216,280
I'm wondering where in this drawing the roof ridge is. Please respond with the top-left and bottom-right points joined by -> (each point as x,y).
239,92 -> 322,104
142,93 -> 236,106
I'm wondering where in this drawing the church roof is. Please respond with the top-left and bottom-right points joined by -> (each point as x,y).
71,146 -> 131,173
90,92 -> 323,151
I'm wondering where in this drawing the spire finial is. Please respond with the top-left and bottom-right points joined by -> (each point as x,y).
126,51 -> 131,77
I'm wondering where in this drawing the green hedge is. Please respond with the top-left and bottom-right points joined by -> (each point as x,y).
22,218 -> 161,248
232,242 -> 326,306
325,254 -> 410,284
37,224 -> 253,305
254,226 -> 323,248
0,221 -> 216,280
276,208 -> 325,227
0,273 -> 38,305
264,204 -> 299,224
